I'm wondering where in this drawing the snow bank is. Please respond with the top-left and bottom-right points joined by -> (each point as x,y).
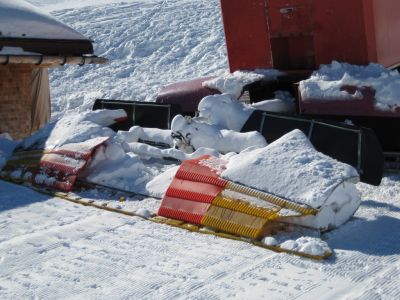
145,165 -> 179,198
300,61 -> 400,111
222,129 -> 361,230
203,69 -> 282,98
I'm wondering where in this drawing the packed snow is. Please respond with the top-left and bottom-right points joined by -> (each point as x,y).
44,109 -> 125,149
170,114 -> 267,153
300,61 -> 400,111
1,0 -> 400,299
203,69 -> 282,98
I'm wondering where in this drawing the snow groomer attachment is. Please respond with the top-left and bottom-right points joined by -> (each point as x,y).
155,129 -> 362,258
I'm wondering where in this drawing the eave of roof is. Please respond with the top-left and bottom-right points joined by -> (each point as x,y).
0,54 -> 108,67
0,0 -> 94,55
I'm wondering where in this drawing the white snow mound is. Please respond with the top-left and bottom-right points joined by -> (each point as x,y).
45,109 -> 126,149
197,94 -> 253,131
299,61 -> 400,111
82,141 -> 151,193
222,129 -> 361,230
203,69 -> 282,98
171,115 -> 267,153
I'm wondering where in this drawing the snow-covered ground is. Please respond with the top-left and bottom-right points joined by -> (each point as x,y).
1,177 -> 400,299
1,0 -> 400,299
29,0 -> 227,119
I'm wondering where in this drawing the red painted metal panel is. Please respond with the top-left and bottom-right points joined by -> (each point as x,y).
156,77 -> 219,113
32,137 -> 109,192
220,0 -> 400,71
313,0 -> 369,66
220,0 -> 272,72
158,196 -> 211,224
369,0 -> 400,68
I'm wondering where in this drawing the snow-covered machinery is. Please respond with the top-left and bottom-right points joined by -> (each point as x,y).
153,0 -> 400,174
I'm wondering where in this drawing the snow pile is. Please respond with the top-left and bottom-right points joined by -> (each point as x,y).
279,237 -> 331,256
251,90 -> 296,114
81,141 -> 151,192
197,94 -> 254,131
262,235 -> 330,257
127,142 -> 220,161
145,165 -> 179,198
45,109 -> 126,148
222,129 -> 361,230
300,61 -> 400,111
203,69 -> 282,98
171,114 -> 267,153
0,134 -> 19,171
197,92 -> 296,133
116,126 -> 172,146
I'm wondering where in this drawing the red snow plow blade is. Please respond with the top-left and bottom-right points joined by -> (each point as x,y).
33,137 -> 109,192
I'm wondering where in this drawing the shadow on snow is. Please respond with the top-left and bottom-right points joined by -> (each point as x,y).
0,180 -> 50,212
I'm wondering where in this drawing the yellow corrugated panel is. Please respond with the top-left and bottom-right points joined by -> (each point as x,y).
212,194 -> 279,219
201,206 -> 270,239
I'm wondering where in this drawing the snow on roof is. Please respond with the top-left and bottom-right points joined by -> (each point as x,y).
0,0 -> 88,41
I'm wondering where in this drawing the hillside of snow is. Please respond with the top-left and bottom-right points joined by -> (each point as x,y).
29,0 -> 227,119
1,1 -> 400,299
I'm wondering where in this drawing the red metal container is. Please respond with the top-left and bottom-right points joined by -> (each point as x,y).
220,0 -> 400,72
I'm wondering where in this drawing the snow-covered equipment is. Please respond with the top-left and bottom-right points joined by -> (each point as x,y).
145,0 -> 400,173
223,130 -> 361,231
159,130 -> 360,238
93,99 -> 182,131
32,137 -> 109,192
92,99 -> 383,185
157,155 -> 305,239
241,111 -> 383,186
